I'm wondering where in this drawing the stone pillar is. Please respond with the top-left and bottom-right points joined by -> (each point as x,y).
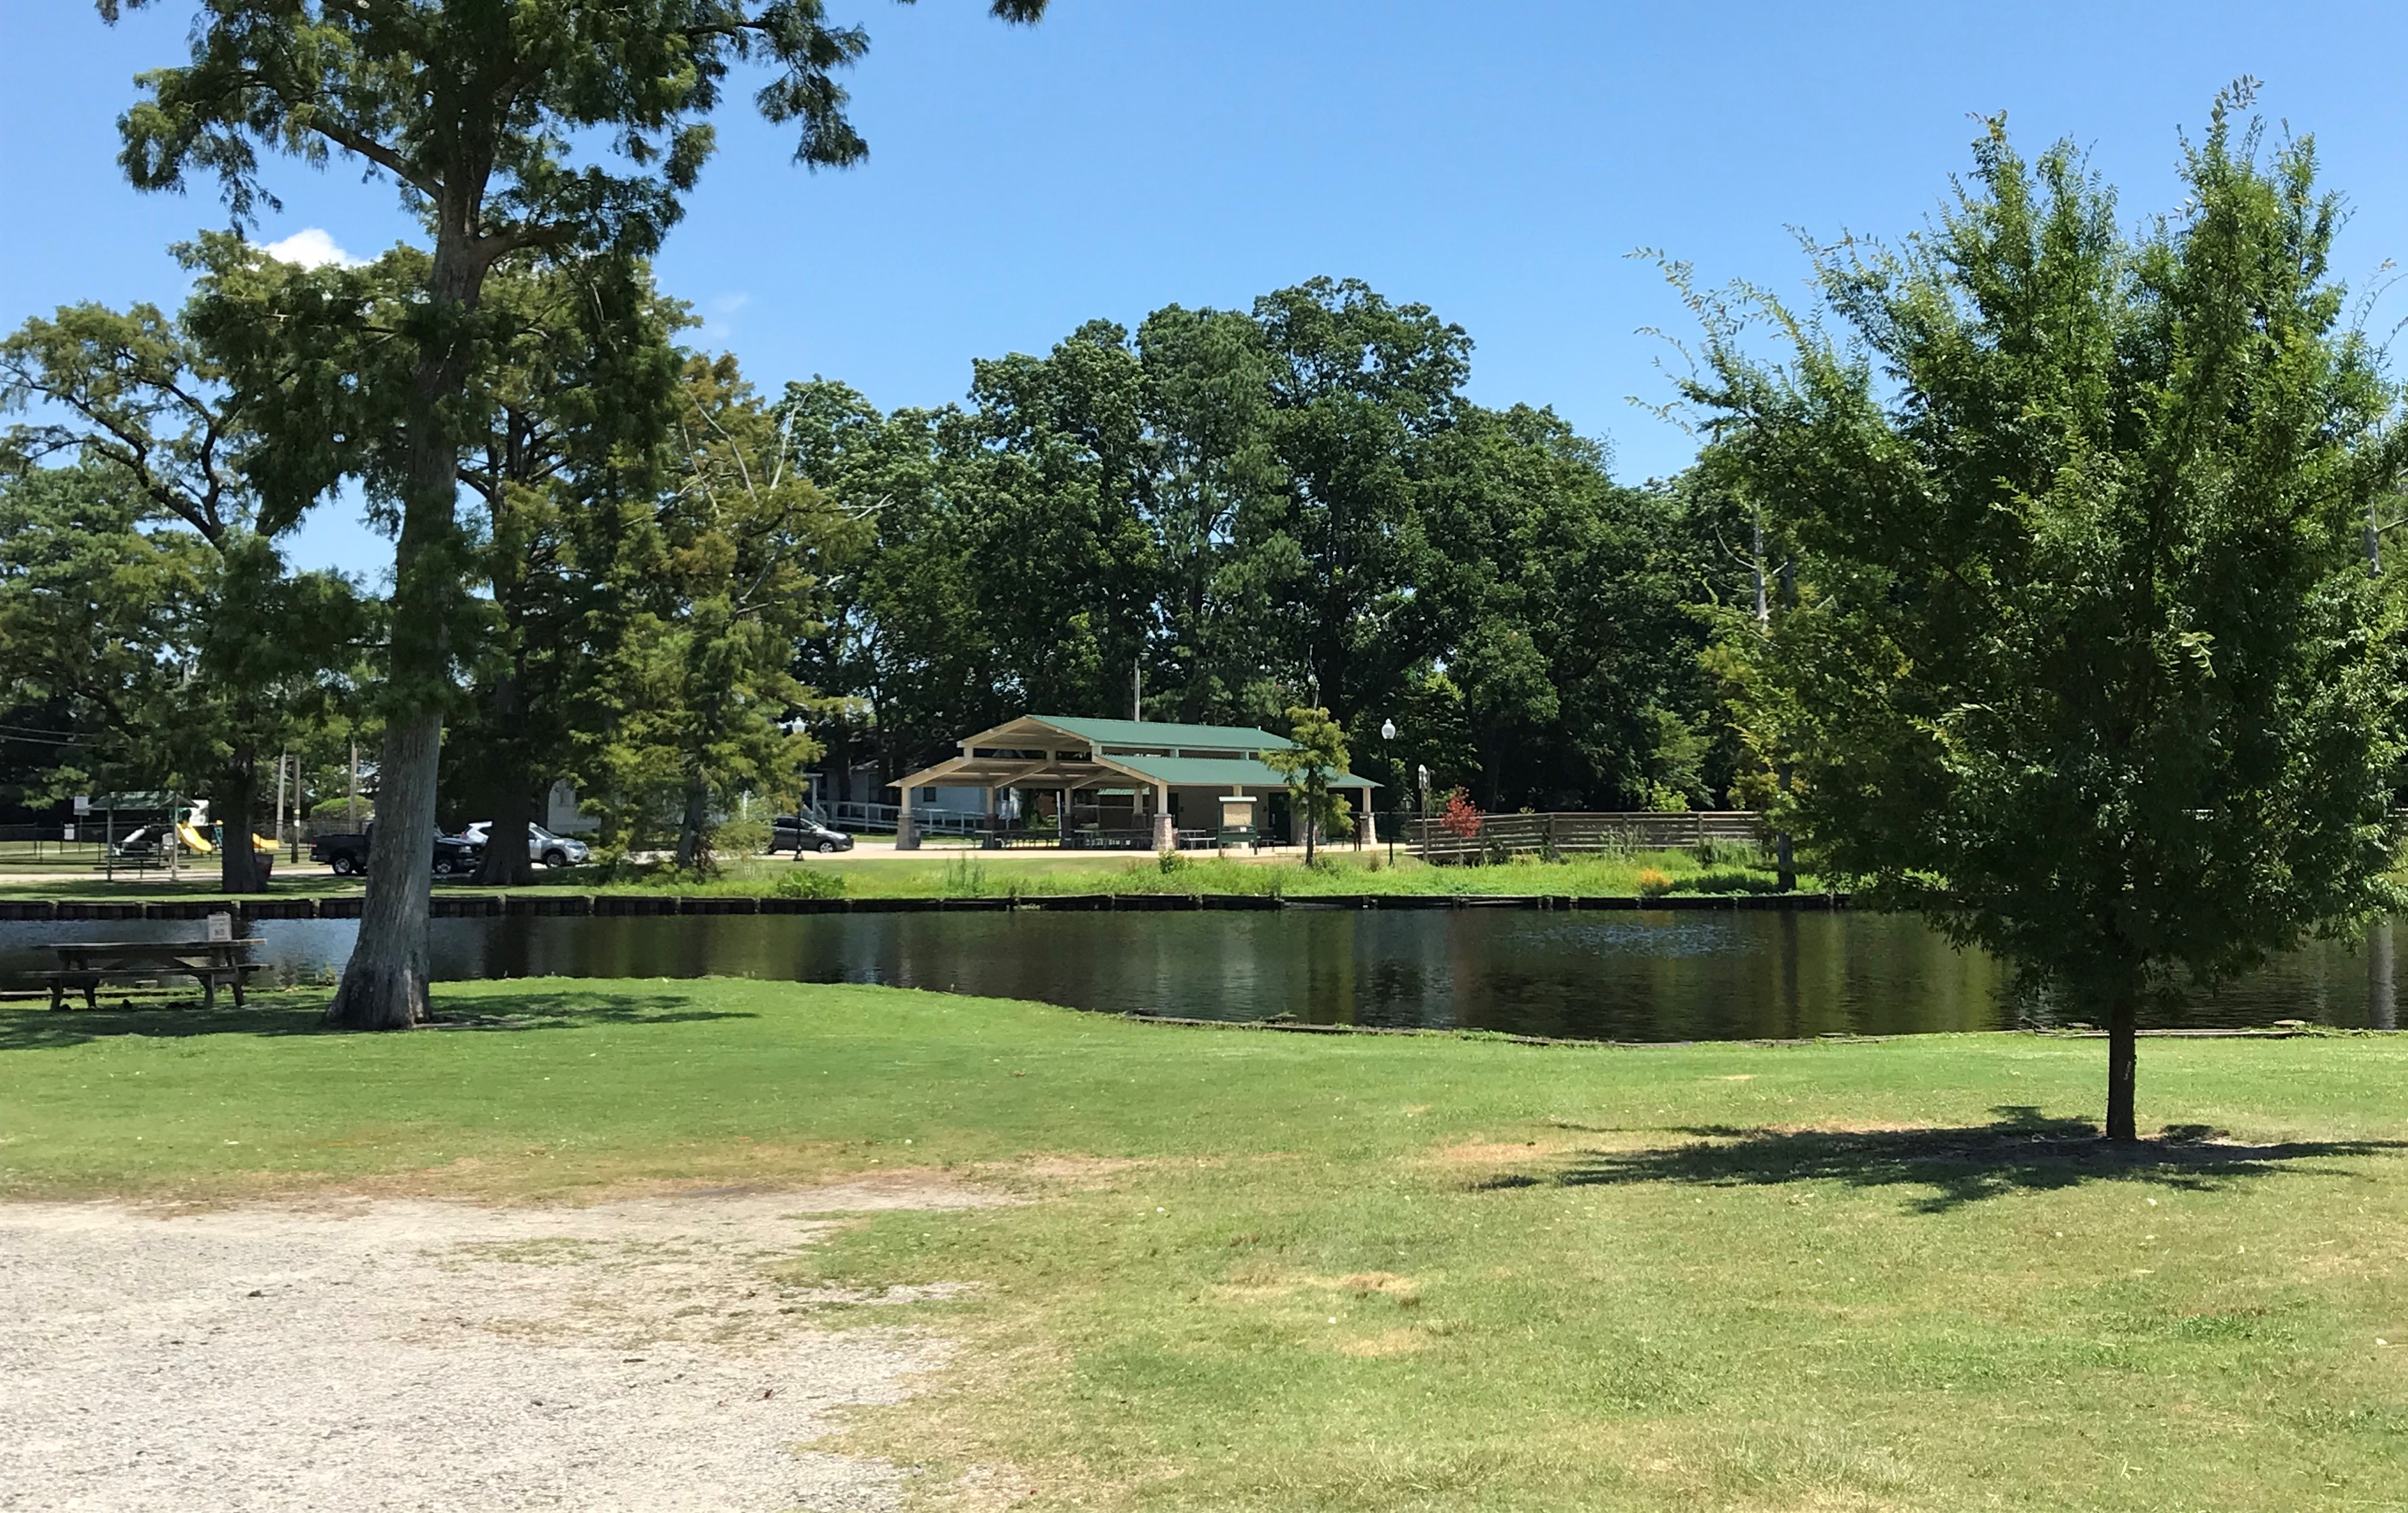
982,785 -> 1000,850
896,784 -> 919,850
1361,804 -> 1376,848
1152,784 -> 1176,852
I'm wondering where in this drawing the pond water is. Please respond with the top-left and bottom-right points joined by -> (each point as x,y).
4,908 -> 2400,1041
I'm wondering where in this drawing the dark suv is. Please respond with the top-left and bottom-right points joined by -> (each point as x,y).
769,815 -> 855,854
311,825 -> 486,877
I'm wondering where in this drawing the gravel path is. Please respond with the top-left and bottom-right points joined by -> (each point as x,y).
0,1180 -> 1002,1512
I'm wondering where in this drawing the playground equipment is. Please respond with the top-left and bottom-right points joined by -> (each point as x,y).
170,819 -> 276,855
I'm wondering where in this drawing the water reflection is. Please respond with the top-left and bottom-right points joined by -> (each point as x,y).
8,908 -> 2401,1042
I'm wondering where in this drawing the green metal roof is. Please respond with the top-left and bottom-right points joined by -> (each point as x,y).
1030,715 -> 1295,751
1102,753 -> 1378,790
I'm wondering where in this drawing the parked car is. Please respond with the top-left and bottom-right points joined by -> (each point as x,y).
769,814 -> 855,854
461,821 -> 591,868
310,826 -> 486,878
429,833 -> 484,877
310,832 -> 368,875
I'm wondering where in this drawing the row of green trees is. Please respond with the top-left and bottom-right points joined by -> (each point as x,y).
1,249 -> 823,887
785,277 -> 1738,811
1,256 -> 1737,872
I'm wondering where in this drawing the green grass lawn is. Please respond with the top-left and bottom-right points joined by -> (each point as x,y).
4,979 -> 2402,1511
608,847 -> 1809,900
0,846 -> 1811,901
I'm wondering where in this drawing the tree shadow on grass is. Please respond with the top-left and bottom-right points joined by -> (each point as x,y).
1477,1106 -> 2406,1214
0,989 -> 750,1051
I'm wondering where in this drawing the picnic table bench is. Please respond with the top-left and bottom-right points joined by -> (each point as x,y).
41,938 -> 265,1011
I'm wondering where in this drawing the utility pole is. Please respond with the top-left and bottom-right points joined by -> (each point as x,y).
348,741 -> 360,830
1775,552 -> 1798,893
1132,655 -> 1142,721
274,751 -> 289,867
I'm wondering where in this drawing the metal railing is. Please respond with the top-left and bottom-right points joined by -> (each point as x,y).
822,800 -> 989,837
1406,810 -> 1768,863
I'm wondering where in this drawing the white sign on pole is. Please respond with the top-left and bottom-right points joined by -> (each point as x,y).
206,912 -> 233,943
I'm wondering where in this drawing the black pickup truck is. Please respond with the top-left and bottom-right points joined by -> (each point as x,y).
311,827 -> 484,878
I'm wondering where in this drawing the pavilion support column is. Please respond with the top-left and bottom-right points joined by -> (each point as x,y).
896,784 -> 919,850
1361,803 -> 1376,848
1152,783 -> 1176,853
983,785 -> 999,850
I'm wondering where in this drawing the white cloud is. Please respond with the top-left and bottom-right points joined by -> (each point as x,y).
256,228 -> 368,270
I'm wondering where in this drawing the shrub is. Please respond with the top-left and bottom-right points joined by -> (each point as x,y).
772,867 -> 845,900
712,815 -> 774,857
1691,838 -> 1767,870
940,857 -> 992,897
1636,867 -> 1675,898
1158,848 -> 1190,875
1672,868 -> 1785,896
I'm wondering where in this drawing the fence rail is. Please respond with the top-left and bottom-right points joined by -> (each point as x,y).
822,800 -> 992,837
1406,810 -> 1768,863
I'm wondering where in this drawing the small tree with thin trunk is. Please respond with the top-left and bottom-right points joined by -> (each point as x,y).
99,0 -> 1048,1027
1265,704 -> 1352,865
1685,87 -> 2406,1141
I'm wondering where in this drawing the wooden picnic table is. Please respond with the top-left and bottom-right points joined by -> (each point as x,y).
41,938 -> 265,1012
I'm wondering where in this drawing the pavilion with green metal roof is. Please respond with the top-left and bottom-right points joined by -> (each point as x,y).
890,714 -> 1378,850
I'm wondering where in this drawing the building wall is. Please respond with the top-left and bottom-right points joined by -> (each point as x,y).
545,780 -> 601,835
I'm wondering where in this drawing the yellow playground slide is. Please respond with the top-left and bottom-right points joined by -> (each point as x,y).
170,823 -> 275,854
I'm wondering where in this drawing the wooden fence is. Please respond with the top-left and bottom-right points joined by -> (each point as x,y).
1407,810 -> 1768,863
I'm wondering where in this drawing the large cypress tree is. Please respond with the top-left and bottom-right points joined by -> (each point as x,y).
99,0 -> 1048,1027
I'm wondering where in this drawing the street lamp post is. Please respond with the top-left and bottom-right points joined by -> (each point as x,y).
1379,719 -> 1398,863
781,716 -> 809,825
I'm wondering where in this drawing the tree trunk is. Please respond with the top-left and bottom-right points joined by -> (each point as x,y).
1774,761 -> 1796,892
674,776 -> 710,872
327,712 -> 440,1029
2104,980 -> 2140,1143
216,756 -> 266,895
325,220 -> 484,1031
475,768 -> 536,886
472,670 -> 535,887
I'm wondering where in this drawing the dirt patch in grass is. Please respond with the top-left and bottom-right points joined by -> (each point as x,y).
1336,1327 -> 1431,1358
0,1179 -> 1011,1512
984,1153 -> 1153,1186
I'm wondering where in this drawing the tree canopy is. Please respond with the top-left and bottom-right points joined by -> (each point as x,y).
98,0 -> 1049,1027
1686,91 -> 2407,1137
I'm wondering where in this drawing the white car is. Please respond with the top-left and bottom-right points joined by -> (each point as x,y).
461,821 -> 591,868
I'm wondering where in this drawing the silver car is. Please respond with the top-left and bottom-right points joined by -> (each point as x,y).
461,821 -> 592,868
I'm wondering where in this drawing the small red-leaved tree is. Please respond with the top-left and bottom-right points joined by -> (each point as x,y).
1439,788 -> 1484,840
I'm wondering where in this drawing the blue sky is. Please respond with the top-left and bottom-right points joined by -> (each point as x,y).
8,2 -> 2408,577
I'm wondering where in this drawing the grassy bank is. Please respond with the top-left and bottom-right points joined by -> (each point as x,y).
0,845 -> 1813,901
4,980 -> 2402,1511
